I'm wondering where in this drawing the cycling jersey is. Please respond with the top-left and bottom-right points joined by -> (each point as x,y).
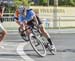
14,9 -> 25,23
15,9 -> 35,22
14,8 -> 42,25
26,9 -> 42,26
25,9 -> 35,22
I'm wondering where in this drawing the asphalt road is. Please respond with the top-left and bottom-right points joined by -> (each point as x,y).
0,31 -> 75,61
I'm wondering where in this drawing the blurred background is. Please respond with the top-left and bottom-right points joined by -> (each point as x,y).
0,0 -> 75,30
0,1 -> 75,61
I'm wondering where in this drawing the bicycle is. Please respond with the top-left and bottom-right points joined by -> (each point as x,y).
18,25 -> 56,57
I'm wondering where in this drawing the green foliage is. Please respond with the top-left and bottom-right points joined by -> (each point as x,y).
70,0 -> 75,6
58,0 -> 75,6
58,0 -> 69,5
4,0 -> 75,13
21,0 -> 29,6
49,0 -> 54,5
13,0 -> 29,8
47,0 -> 75,6
39,0 -> 48,6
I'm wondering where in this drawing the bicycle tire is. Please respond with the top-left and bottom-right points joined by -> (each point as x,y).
38,35 -> 56,55
29,29 -> 46,57
42,36 -> 56,55
47,44 -> 56,55
18,27 -> 29,41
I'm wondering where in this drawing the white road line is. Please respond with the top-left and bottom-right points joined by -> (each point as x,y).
8,30 -> 18,31
8,32 -> 19,35
17,42 -> 35,61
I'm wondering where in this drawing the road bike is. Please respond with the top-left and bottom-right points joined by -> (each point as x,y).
18,25 -> 56,57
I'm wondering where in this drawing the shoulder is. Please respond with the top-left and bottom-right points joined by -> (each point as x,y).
27,9 -> 34,12
27,9 -> 35,15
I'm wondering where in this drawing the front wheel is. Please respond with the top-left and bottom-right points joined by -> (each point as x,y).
29,33 -> 46,57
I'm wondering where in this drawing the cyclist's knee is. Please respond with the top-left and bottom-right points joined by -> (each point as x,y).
39,26 -> 46,33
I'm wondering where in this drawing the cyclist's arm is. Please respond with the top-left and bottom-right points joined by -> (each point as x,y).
14,17 -> 20,26
14,10 -> 20,25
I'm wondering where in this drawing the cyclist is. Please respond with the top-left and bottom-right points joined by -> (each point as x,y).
14,5 -> 56,51
0,2 -> 7,48
14,5 -> 26,31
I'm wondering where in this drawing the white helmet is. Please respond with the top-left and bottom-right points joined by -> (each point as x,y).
18,5 -> 25,10
18,5 -> 25,14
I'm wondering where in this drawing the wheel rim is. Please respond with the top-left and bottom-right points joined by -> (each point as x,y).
30,34 -> 46,57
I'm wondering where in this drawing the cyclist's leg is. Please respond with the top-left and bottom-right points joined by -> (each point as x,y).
39,24 -> 56,51
39,24 -> 53,45
36,16 -> 53,45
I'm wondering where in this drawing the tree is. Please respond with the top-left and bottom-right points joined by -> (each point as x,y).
70,0 -> 75,6
58,0 -> 70,6
13,0 -> 29,8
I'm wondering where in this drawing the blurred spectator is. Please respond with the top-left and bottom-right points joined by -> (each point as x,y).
0,2 -> 7,48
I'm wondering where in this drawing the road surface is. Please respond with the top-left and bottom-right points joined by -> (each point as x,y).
0,30 -> 75,61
